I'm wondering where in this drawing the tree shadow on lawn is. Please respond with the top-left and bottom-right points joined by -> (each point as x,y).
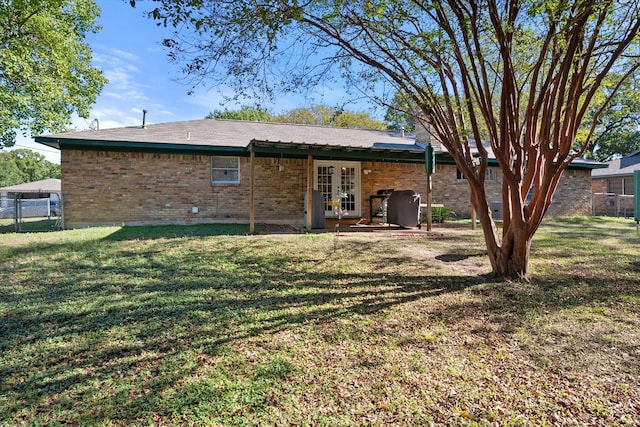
1,237 -> 485,421
435,251 -> 487,262
431,272 -> 640,374
100,223 -> 299,241
2,234 -> 639,424
535,217 -> 639,241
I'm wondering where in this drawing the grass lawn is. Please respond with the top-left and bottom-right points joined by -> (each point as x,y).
1,217 -> 639,426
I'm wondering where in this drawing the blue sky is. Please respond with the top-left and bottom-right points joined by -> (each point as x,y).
16,0 -> 364,164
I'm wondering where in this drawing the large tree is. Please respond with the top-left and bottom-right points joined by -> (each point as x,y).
143,0 -> 640,279
575,74 -> 640,161
0,0 -> 107,148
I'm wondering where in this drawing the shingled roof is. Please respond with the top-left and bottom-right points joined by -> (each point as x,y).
35,118 -> 432,163
34,118 -> 604,168
592,150 -> 640,178
36,119 -> 414,149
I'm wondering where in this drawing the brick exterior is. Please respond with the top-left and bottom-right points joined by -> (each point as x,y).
591,177 -> 636,217
592,178 -> 613,216
545,168 -> 593,216
61,150 -> 311,227
61,149 -> 593,228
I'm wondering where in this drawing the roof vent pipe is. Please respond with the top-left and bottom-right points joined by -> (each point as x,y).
142,109 -> 147,128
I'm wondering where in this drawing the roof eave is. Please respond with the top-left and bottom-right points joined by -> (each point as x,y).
250,139 -> 427,163
34,135 -> 608,170
34,137 -> 247,156
569,162 -> 609,170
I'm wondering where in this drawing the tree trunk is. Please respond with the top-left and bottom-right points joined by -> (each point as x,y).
492,227 -> 532,280
479,218 -> 532,280
472,189 -> 533,281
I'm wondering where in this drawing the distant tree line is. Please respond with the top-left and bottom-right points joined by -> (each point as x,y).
207,105 -> 387,130
0,150 -> 60,188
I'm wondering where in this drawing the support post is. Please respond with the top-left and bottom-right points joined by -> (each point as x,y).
14,194 -> 19,232
426,173 -> 433,231
306,154 -> 313,232
634,171 -> 640,236
249,147 -> 255,234
424,143 -> 435,231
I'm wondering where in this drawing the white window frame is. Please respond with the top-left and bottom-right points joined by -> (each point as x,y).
314,160 -> 361,217
211,156 -> 240,184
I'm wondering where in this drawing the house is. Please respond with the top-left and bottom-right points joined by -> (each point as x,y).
35,119 -> 602,229
591,150 -> 640,217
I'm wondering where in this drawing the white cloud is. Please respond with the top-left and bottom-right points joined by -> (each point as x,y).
106,48 -> 139,62
86,107 -> 140,129
93,47 -> 141,68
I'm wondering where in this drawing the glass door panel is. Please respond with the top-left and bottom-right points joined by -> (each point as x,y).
314,161 -> 360,217
316,165 -> 334,216
340,166 -> 357,214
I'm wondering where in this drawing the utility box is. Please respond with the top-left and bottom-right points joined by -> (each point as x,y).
425,143 -> 435,173
304,190 -> 326,229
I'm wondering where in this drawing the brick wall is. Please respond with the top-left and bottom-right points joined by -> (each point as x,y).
360,162 -> 483,217
362,162 -> 592,217
61,150 -> 309,228
431,164 -> 501,217
252,157 -> 308,222
61,149 -> 594,228
545,169 -> 593,216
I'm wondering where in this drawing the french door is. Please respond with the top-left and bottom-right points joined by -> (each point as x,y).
314,160 -> 361,217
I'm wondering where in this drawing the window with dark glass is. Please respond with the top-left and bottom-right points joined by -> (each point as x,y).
456,167 -> 496,181
211,156 -> 240,184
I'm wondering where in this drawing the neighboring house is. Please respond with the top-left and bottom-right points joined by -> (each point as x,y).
591,150 -> 640,217
35,119 -> 602,229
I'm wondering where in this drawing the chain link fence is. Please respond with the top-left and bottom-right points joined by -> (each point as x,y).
0,195 -> 62,231
592,193 -> 635,218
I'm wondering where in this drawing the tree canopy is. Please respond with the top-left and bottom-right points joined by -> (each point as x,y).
384,91 -> 419,132
207,105 -> 386,129
0,149 -> 60,188
143,0 -> 640,279
207,105 -> 272,122
0,0 -> 107,148
575,75 -> 640,161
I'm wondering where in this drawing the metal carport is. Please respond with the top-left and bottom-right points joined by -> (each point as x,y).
0,179 -> 62,232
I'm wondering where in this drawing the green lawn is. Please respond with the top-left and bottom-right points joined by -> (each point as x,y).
1,218 -> 639,426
